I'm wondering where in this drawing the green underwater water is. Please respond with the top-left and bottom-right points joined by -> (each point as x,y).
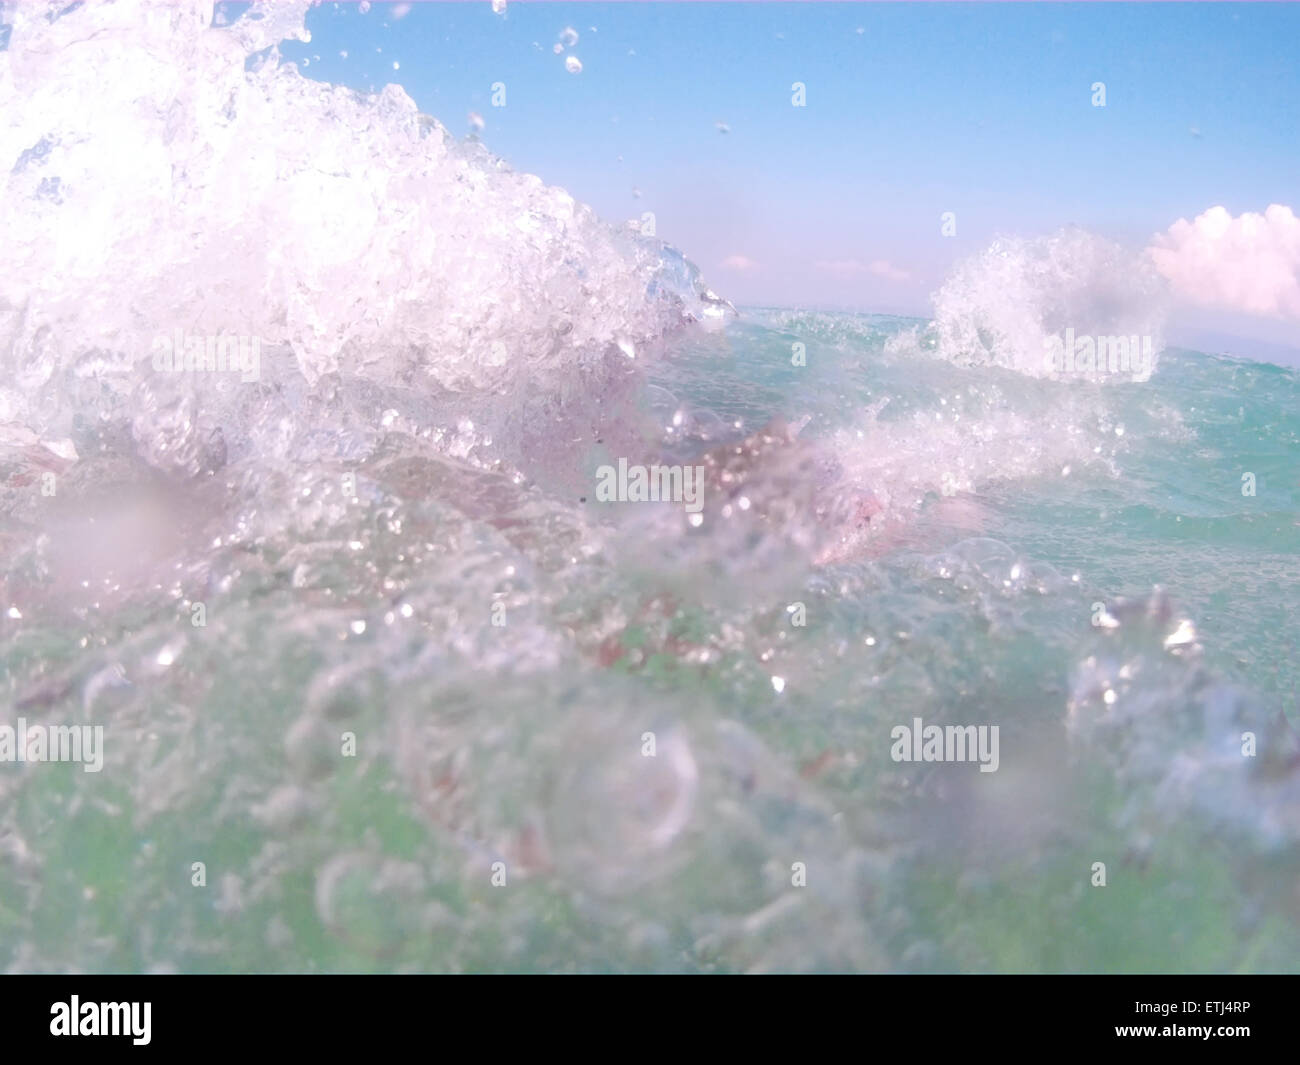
2,310 -> 1299,973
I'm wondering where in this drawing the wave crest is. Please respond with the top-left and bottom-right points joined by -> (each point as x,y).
924,229 -> 1168,381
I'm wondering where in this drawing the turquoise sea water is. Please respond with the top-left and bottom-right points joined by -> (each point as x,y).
3,305 -> 1298,973
1,1 -> 1298,973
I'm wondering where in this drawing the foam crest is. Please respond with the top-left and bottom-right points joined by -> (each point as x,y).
0,0 -> 721,453
925,229 -> 1168,381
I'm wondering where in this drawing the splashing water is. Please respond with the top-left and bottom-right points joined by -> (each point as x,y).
1,1 -> 1299,974
925,229 -> 1168,380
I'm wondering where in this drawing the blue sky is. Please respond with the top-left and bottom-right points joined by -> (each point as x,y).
267,2 -> 1300,351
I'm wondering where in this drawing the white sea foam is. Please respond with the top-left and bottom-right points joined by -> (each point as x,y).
923,229 -> 1169,381
0,0 -> 722,463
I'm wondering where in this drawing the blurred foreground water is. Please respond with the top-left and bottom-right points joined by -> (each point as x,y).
1,1 -> 1298,972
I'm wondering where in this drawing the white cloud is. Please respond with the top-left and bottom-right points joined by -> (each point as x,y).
868,259 -> 911,282
721,255 -> 757,271
1148,204 -> 1300,320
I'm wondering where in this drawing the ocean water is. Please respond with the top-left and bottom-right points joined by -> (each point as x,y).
1,1 -> 1298,973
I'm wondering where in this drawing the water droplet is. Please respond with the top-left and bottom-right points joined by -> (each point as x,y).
315,853 -> 430,957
